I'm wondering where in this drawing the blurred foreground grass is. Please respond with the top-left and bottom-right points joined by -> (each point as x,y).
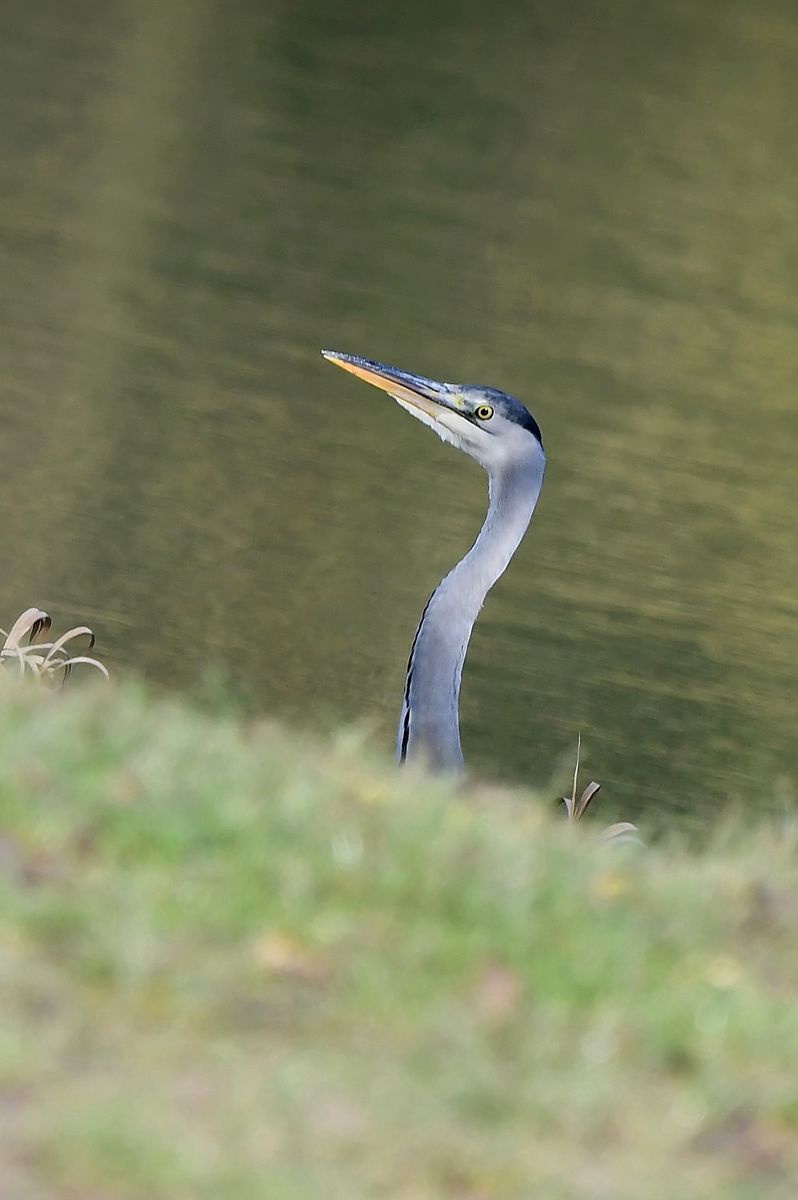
1,680 -> 797,1199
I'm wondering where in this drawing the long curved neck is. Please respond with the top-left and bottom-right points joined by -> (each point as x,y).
397,456 -> 544,771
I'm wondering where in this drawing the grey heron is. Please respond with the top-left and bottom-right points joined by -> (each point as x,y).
322,350 -> 546,773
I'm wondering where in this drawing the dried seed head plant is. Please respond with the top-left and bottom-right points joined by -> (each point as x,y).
0,607 -> 108,685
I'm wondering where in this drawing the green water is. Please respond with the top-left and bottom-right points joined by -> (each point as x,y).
1,0 -> 796,817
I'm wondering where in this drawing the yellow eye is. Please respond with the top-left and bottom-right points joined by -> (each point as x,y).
475,404 -> 494,421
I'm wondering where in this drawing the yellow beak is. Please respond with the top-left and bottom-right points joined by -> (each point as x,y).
321,350 -> 456,422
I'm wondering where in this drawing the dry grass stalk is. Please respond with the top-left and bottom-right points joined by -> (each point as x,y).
561,733 -> 640,843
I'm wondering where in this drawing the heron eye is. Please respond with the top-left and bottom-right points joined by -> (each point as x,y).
475,404 -> 494,421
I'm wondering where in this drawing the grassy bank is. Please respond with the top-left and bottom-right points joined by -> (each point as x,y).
1,680 -> 797,1199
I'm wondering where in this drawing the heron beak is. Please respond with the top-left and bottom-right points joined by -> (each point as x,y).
321,350 -> 459,421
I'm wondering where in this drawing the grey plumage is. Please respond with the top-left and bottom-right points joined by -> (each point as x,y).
322,350 -> 546,772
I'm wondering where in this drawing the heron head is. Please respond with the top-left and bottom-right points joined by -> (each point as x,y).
321,351 -> 545,473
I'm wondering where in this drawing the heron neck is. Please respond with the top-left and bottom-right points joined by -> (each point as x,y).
398,457 -> 544,772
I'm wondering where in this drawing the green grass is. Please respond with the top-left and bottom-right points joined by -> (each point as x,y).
1,680 -> 797,1199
